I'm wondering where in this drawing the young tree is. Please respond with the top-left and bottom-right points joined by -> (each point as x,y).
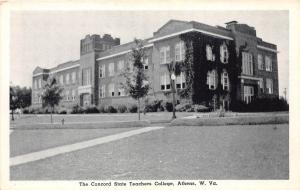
42,77 -> 63,123
121,39 -> 150,120
10,86 -> 19,121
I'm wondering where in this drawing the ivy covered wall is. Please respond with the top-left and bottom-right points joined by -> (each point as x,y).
179,32 -> 242,109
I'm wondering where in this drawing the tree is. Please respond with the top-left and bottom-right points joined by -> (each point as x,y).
10,86 -> 19,121
10,85 -> 32,120
41,77 -> 63,123
121,39 -> 150,120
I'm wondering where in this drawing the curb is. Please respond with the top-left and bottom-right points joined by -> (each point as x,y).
10,120 -> 151,130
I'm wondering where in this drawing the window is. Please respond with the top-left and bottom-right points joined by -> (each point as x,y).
176,72 -> 186,89
160,46 -> 171,64
66,73 -> 70,84
117,60 -> 124,73
258,79 -> 264,92
99,64 -> 105,78
60,75 -> 64,84
206,45 -> 215,61
221,71 -> 229,91
72,89 -> 76,101
243,86 -> 254,104
266,78 -> 273,94
160,72 -> 170,90
99,85 -> 106,98
66,90 -> 70,101
220,44 -> 229,63
108,63 -> 114,76
108,83 -> 115,97
207,70 -> 217,90
72,71 -> 76,83
242,52 -> 253,75
265,56 -> 272,71
34,80 -> 37,89
175,41 -> 185,62
38,78 -> 42,89
83,68 -> 91,85
258,54 -> 264,70
118,87 -> 125,96
143,57 -> 149,70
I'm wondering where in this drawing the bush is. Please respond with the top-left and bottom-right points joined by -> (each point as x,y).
105,105 -> 117,113
98,105 -> 106,113
192,104 -> 210,112
128,104 -> 138,113
145,99 -> 164,112
230,97 -> 289,112
163,101 -> 173,112
71,105 -> 84,114
175,102 -> 192,112
117,105 -> 127,113
84,106 -> 99,113
59,110 -> 67,114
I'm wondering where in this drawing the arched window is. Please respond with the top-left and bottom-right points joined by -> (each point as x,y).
207,70 -> 217,90
220,44 -> 229,63
206,45 -> 215,61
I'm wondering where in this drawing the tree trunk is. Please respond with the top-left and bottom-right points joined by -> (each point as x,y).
137,99 -> 140,121
11,110 -> 14,121
51,106 -> 53,123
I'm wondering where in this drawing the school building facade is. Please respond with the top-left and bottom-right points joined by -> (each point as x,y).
31,20 -> 279,110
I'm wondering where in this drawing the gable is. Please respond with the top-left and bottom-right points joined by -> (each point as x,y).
33,66 -> 43,74
153,20 -> 193,38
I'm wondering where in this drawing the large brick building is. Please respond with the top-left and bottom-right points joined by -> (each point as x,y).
32,20 -> 279,110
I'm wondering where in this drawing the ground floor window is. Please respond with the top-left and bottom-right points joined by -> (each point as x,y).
99,85 -> 106,98
243,85 -> 254,104
266,78 -> 273,94
160,72 -> 170,91
108,83 -> 115,97
176,72 -> 186,89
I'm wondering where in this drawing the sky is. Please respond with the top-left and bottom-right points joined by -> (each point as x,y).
10,11 -> 289,98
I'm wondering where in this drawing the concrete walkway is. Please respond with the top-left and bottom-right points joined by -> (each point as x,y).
10,126 -> 164,167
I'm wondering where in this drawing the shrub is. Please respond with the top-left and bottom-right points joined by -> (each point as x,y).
163,101 -> 173,112
84,106 -> 100,113
59,110 -> 67,114
175,102 -> 192,112
145,99 -> 164,112
192,104 -> 210,112
98,105 -> 106,113
105,105 -> 117,113
71,105 -> 84,114
230,97 -> 289,112
23,107 -> 29,114
128,104 -> 138,113
117,105 -> 127,113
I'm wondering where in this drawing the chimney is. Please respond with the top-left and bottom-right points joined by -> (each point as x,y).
225,21 -> 238,31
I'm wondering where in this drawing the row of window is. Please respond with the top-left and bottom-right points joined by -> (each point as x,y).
160,72 -> 186,90
58,71 -> 77,85
206,70 -> 230,91
99,58 -> 149,78
206,44 -> 229,63
242,52 -> 273,75
160,41 -> 185,64
33,78 -> 43,89
99,84 -> 126,98
243,78 -> 273,104
258,54 -> 272,71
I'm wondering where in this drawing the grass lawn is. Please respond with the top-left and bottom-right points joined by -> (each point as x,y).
10,111 -> 288,126
11,124 -> 288,180
10,128 -> 138,157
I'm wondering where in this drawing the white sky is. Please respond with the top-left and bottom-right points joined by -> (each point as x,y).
10,11 -> 289,98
